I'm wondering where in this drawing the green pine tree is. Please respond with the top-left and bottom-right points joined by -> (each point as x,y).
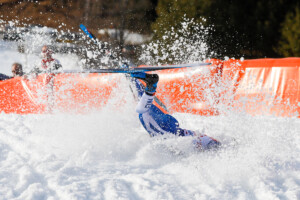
151,0 -> 205,39
152,0 -> 299,59
276,6 -> 300,57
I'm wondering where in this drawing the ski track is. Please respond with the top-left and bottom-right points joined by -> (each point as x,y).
0,42 -> 300,199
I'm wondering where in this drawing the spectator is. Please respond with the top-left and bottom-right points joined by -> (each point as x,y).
0,62 -> 23,81
31,45 -> 62,74
11,63 -> 24,77
40,45 -> 62,72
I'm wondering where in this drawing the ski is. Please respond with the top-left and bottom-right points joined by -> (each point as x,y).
60,62 -> 211,74
80,24 -> 97,42
137,62 -> 211,70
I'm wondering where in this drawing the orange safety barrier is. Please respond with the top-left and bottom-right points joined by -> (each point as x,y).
0,73 -> 120,114
155,58 -> 300,117
53,73 -> 119,113
0,58 -> 299,117
0,77 -> 44,114
220,58 -> 300,117
155,59 -> 222,115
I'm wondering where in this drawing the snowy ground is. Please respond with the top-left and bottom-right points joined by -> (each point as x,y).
0,41 -> 300,200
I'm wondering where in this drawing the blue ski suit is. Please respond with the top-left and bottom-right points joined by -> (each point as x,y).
129,72 -> 221,150
131,73 -> 194,137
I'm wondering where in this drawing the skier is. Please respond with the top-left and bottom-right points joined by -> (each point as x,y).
130,72 -> 221,150
79,25 -> 221,150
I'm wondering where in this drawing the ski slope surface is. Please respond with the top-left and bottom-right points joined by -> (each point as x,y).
0,42 -> 300,200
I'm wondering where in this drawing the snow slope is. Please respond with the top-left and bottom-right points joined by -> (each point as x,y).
0,42 -> 300,200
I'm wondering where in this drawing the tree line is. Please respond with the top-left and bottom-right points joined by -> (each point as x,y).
0,0 -> 299,58
153,0 -> 300,58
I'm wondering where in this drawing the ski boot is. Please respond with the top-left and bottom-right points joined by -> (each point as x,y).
192,134 -> 221,151
131,72 -> 159,96
178,129 -> 221,151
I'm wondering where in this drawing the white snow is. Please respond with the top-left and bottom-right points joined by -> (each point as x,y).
98,29 -> 152,45
0,41 -> 300,200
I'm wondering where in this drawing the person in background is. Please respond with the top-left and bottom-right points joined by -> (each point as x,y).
30,45 -> 62,75
11,62 -> 24,77
27,45 -> 62,112
39,45 -> 62,111
38,45 -> 62,73
0,63 -> 24,81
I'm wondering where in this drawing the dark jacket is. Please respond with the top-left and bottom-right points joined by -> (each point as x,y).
0,73 -> 12,81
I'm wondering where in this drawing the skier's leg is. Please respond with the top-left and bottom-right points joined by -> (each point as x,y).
138,98 -> 221,149
139,112 -> 175,137
132,72 -> 175,136
131,73 -> 159,113
139,110 -> 221,150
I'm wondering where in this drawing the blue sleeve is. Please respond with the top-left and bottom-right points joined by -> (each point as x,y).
0,73 -> 12,81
